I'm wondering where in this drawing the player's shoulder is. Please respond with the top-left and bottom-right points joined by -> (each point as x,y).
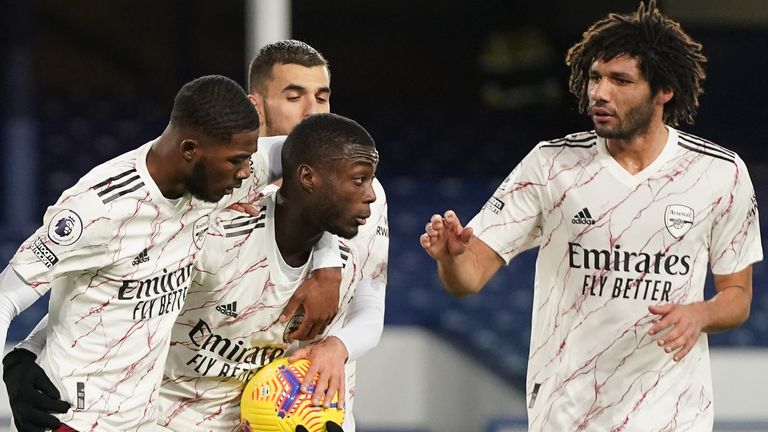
75,144 -> 150,206
209,193 -> 273,240
213,212 -> 268,239
47,146 -> 150,225
371,178 -> 387,210
372,177 -> 386,193
535,130 -> 598,151
675,129 -> 741,167
337,237 -> 359,271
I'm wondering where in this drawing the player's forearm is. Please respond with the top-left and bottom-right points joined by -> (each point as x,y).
436,252 -> 485,297
15,314 -> 48,356
701,285 -> 751,333
329,279 -> 385,361
0,265 -> 43,351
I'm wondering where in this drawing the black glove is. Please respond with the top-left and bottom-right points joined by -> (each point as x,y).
295,423 -> 344,432
3,348 -> 71,432
325,421 -> 344,432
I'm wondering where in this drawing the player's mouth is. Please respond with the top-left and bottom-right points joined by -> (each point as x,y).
224,183 -> 242,195
590,106 -> 613,122
354,213 -> 371,226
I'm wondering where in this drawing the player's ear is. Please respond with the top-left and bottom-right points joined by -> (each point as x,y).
325,421 -> 344,432
248,93 -> 265,121
297,164 -> 316,193
295,426 -> 309,432
180,139 -> 199,162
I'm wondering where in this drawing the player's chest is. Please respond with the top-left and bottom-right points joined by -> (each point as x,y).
181,272 -> 300,348
104,206 -> 212,280
548,167 -> 716,248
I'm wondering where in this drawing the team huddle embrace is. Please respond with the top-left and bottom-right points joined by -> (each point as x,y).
1,41 -> 388,432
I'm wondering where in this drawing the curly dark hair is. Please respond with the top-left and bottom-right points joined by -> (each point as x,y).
248,40 -> 329,94
565,0 -> 707,126
171,75 -> 259,141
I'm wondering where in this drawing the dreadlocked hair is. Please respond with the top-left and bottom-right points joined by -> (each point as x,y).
565,0 -> 707,126
171,75 -> 259,141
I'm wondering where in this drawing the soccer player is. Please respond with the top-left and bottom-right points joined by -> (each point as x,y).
420,2 -> 761,431
245,40 -> 389,432
0,75 -> 341,432
158,112 -> 378,431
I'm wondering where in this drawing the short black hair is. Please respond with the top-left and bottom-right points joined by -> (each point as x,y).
282,113 -> 375,181
566,0 -> 707,126
248,40 -> 329,94
170,75 -> 259,141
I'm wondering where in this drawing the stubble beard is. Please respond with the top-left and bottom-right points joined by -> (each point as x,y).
262,101 -> 290,137
187,161 -> 220,203
594,97 -> 656,140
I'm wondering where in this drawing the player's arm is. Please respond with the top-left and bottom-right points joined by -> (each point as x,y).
289,291 -> 353,410
0,266 -> 44,353
649,266 -> 753,362
705,267 -> 753,331
329,278 -> 385,362
329,185 -> 389,361
650,156 -> 761,361
281,231 -> 342,341
295,277 -> 387,409
423,148 -> 546,296
1,294 -> 70,432
13,313 -> 48,356
421,210 -> 505,297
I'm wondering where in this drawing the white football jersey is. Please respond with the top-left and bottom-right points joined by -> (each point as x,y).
337,178 -> 388,431
469,127 -> 762,431
158,192 -> 360,431
351,178 -> 388,288
9,139 -> 270,432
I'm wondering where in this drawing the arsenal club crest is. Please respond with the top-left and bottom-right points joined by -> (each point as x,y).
664,205 -> 694,239
193,215 -> 210,249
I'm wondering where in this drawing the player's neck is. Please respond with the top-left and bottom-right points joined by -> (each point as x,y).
273,192 -> 323,267
605,122 -> 668,173
147,127 -> 187,199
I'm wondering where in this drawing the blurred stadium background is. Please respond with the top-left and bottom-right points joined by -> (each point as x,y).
1,1 -> 766,431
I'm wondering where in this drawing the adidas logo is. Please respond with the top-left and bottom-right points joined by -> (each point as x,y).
131,248 -> 150,266
572,207 -> 596,225
216,301 -> 238,318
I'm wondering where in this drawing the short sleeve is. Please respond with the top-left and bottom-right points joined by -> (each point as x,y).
10,188 -> 113,295
468,146 -> 546,264
709,157 -> 763,274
